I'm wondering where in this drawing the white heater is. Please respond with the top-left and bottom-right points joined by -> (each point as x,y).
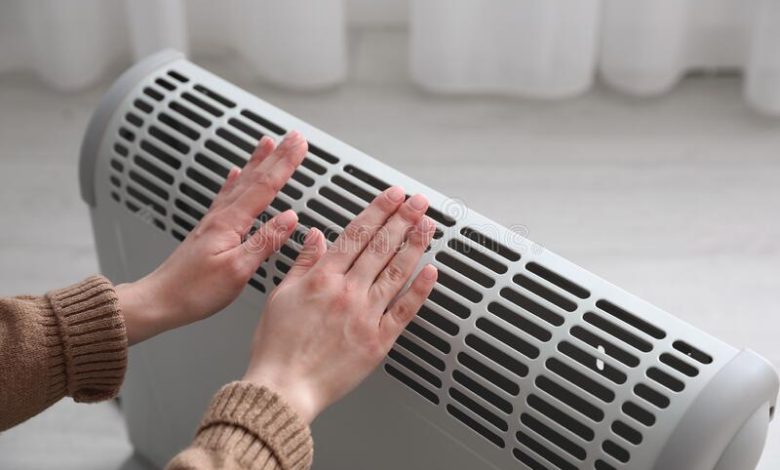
80,50 -> 778,470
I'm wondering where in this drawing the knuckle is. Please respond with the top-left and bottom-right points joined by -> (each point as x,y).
342,223 -> 364,243
330,279 -> 360,309
226,256 -> 248,282
306,270 -> 331,291
253,172 -> 284,193
368,228 -> 390,255
393,302 -> 411,321
383,263 -> 406,284
330,291 -> 351,310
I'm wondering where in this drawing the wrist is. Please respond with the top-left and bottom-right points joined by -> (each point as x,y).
116,273 -> 177,345
242,366 -> 320,424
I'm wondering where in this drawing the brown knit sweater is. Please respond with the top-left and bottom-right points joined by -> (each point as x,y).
0,276 -> 313,470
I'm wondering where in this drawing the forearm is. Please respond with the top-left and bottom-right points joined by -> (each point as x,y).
0,276 -> 127,431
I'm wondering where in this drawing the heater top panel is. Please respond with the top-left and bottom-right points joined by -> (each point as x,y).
81,50 -> 776,470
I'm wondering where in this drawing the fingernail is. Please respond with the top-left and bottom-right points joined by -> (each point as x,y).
408,194 -> 428,211
422,264 -> 438,281
283,130 -> 303,146
275,210 -> 298,230
386,186 -> 405,202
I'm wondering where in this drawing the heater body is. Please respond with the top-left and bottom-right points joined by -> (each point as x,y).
81,50 -> 778,470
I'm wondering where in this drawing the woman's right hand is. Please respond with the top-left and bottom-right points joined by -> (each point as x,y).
243,186 -> 438,423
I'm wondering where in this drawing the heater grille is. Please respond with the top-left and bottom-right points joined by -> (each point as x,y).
101,64 -> 729,470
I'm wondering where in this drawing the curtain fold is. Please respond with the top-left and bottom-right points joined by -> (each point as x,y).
0,0 -> 778,115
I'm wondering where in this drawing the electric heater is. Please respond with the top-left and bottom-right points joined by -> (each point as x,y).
80,50 -> 778,470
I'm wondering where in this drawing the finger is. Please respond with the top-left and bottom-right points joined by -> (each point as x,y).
285,228 -> 327,281
245,135 -> 276,172
347,194 -> 429,285
235,209 -> 298,271
380,265 -> 438,344
218,137 -> 275,208
254,130 -> 305,175
318,186 -> 406,273
210,166 -> 242,210
227,132 -> 307,232
369,216 -> 435,306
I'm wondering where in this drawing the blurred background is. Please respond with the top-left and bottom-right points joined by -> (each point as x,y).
0,0 -> 778,469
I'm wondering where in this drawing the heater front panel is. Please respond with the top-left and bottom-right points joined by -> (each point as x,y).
88,54 -> 749,470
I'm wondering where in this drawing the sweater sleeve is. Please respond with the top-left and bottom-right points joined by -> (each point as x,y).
0,275 -> 128,431
167,382 -> 314,470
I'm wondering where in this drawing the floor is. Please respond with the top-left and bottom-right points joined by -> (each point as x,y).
1,33 -> 779,469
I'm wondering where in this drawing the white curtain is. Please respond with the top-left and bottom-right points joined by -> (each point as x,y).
1,0 -> 779,114
0,0 -> 347,91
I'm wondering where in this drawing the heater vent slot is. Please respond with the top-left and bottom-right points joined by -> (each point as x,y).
457,352 -> 519,396
500,287 -> 564,327
487,301 -> 552,342
526,262 -> 590,299
622,401 -> 656,427
596,299 -> 666,340
461,226 -> 520,261
241,109 -> 285,135
449,387 -> 509,432
584,311 -> 653,353
159,112 -> 199,140
520,412 -> 587,461
134,98 -> 153,114
406,321 -> 450,354
100,65 -> 728,470
602,440 -> 630,463
660,352 -> 699,377
673,340 -> 713,365
170,101 -> 210,128
595,460 -> 617,470
536,375 -> 604,422
385,364 -> 439,405
183,91 -> 221,117
611,420 -> 642,445
516,430 -> 577,470
436,251 -> 494,288
387,348 -> 441,388
453,369 -> 513,415
477,317 -> 540,360
571,326 -> 640,368
527,394 -> 595,442
466,334 -> 529,378
448,238 -> 507,274
634,383 -> 670,409
194,84 -> 235,109
417,305 -> 459,336
514,273 -> 578,313
448,404 -> 505,448
166,70 -> 188,83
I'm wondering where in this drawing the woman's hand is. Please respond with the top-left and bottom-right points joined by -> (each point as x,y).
117,131 -> 308,345
242,186 -> 438,423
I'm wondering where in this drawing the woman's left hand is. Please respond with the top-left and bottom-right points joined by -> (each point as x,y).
117,131 -> 308,345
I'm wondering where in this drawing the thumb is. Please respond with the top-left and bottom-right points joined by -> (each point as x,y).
285,228 -> 327,281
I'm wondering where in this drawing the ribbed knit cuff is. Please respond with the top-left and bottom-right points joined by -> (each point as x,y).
195,382 -> 314,470
43,275 -> 127,403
